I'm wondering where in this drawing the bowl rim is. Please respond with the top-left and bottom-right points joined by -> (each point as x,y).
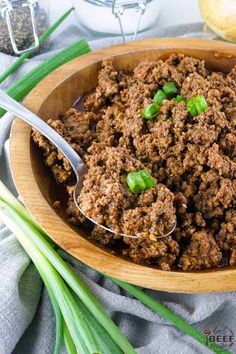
10,38 -> 236,293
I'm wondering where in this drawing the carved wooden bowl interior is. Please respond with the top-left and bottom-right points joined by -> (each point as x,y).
10,38 -> 236,293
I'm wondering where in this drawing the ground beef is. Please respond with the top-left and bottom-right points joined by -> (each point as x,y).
122,185 -> 175,240
32,53 -> 236,271
123,236 -> 179,271
90,226 -> 121,246
179,231 -> 222,271
230,248 -> 236,266
217,210 -> 236,252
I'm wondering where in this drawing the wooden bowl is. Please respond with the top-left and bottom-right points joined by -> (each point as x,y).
10,38 -> 236,293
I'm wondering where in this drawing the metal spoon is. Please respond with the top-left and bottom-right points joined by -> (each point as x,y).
0,89 -> 176,239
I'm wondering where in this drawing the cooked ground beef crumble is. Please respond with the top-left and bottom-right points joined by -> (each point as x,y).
32,53 -> 236,271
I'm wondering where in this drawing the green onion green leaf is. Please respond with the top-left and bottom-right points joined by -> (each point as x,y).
162,82 -> 178,96
142,102 -> 160,120
0,7 -> 75,84
107,275 -> 232,354
0,182 -> 136,354
0,39 -> 91,118
187,95 -> 208,117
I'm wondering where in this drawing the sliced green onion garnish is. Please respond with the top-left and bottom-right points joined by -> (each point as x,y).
135,173 -> 147,191
138,169 -> 155,189
126,169 -> 155,193
153,89 -> 167,105
163,82 -> 178,96
142,102 -> 160,120
172,95 -> 186,103
187,96 -> 208,117
126,172 -> 145,193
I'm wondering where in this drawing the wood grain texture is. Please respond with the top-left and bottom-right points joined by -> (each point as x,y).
10,38 -> 236,293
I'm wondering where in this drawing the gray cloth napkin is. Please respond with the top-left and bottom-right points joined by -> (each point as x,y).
0,23 -> 236,354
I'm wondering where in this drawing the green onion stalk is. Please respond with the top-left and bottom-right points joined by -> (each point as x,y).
0,181 -> 232,354
0,7 -> 75,84
0,182 -> 135,354
0,38 -> 91,118
63,320 -> 77,354
106,276 -> 231,354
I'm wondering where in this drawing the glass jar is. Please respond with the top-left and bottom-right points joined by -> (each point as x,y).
73,0 -> 162,40
0,0 -> 49,55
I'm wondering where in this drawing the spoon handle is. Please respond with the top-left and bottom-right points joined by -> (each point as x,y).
0,89 -> 86,176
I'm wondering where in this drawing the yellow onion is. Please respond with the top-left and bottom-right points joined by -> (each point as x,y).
199,0 -> 236,42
